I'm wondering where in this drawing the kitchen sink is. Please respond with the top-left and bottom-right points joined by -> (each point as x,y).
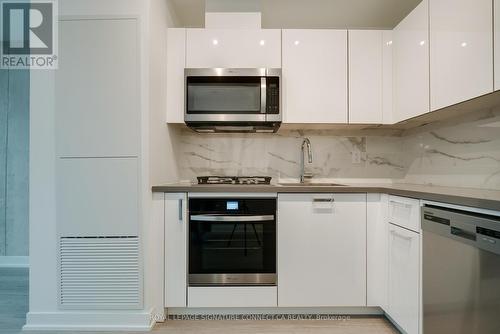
278,183 -> 346,187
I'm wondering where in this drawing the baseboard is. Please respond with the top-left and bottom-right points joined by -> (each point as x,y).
167,306 -> 384,316
0,256 -> 29,268
23,310 -> 155,331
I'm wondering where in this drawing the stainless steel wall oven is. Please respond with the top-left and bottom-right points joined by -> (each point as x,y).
188,197 -> 277,286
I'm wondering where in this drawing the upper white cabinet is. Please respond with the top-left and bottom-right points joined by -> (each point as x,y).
164,193 -> 187,308
56,19 -> 139,157
382,31 -> 394,124
430,0 -> 493,111
282,29 -> 348,123
166,28 -> 186,124
348,30 -> 383,124
393,0 -> 429,122
186,29 -> 281,68
278,193 -> 366,307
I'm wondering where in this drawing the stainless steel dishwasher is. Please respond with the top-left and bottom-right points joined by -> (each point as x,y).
422,205 -> 500,334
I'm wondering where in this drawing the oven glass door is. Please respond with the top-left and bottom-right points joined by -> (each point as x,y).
186,76 -> 264,115
189,213 -> 276,286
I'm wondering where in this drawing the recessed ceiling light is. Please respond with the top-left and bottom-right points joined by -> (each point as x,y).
212,39 -> 218,45
461,42 -> 467,47
386,40 -> 393,46
294,40 -> 300,46
259,40 -> 265,46
419,40 -> 426,46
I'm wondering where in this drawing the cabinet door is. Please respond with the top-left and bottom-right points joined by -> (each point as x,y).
393,0 -> 429,122
166,28 -> 186,124
164,193 -> 187,307
367,194 -> 389,309
349,30 -> 383,124
57,157 -> 139,237
430,0 -> 493,111
282,29 -> 348,123
56,19 -> 139,157
496,0 -> 500,90
186,29 -> 281,68
278,193 -> 366,307
387,223 -> 420,334
382,31 -> 394,124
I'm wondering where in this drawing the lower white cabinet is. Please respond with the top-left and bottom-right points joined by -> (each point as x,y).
366,194 -> 389,309
277,193 -> 367,307
164,193 -> 187,307
387,223 -> 420,334
188,287 -> 277,308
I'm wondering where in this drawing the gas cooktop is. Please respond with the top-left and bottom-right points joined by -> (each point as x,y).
197,176 -> 272,185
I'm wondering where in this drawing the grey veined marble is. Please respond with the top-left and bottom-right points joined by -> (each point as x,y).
402,107 -> 500,190
177,129 -> 408,182
175,107 -> 500,191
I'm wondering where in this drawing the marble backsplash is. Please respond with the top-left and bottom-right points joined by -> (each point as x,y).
174,107 -> 500,190
402,108 -> 500,190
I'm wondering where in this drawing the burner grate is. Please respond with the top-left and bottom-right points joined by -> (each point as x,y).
197,176 -> 272,185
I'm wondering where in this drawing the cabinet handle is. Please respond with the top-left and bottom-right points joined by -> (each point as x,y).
390,200 -> 412,209
313,198 -> 334,202
390,229 -> 412,241
178,199 -> 183,222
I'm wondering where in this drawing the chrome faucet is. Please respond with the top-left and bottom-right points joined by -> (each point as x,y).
300,138 -> 313,183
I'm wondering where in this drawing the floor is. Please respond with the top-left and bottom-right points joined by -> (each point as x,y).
0,267 -> 398,334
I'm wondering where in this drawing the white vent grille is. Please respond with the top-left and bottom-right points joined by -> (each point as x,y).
59,236 -> 141,309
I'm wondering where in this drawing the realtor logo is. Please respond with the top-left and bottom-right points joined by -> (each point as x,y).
1,0 -> 58,69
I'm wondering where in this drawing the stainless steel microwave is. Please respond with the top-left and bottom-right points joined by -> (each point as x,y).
184,68 -> 281,133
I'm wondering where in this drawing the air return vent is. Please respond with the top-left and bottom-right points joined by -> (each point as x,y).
59,236 -> 141,309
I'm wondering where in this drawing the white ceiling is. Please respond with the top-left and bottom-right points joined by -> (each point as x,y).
168,0 -> 423,29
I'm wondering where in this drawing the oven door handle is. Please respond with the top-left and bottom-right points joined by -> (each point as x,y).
190,214 -> 275,222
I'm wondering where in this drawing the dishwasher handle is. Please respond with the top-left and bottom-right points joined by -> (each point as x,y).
451,226 -> 476,241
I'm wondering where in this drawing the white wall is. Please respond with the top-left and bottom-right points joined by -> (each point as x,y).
144,0 -> 181,322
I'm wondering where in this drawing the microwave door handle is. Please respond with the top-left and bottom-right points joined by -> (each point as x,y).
261,77 -> 267,114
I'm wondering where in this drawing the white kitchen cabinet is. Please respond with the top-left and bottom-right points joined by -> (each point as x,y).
387,223 -> 420,334
188,287 -> 277,308
282,29 -> 348,123
56,19 -> 139,157
348,30 -> 383,124
430,0 -> 493,111
164,193 -> 187,307
56,157 -> 139,237
393,0 -> 429,122
367,194 -> 389,309
388,195 -> 421,232
278,193 -> 366,307
496,0 -> 500,90
166,28 -> 186,124
382,31 -> 394,124
186,29 -> 281,68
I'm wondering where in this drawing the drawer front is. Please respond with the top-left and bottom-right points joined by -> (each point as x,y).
388,195 -> 421,232
188,287 -> 277,308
